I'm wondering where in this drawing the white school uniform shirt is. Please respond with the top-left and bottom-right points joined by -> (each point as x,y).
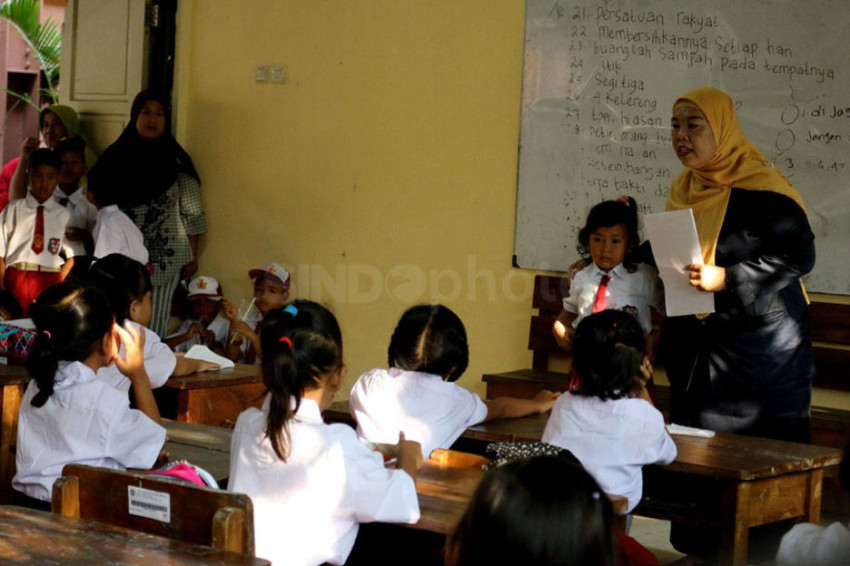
777,521 -> 850,566
229,396 -> 419,566
13,360 -> 166,501
350,367 -> 489,459
542,392 -> 677,513
563,262 -> 663,335
0,192 -> 79,267
168,312 -> 231,353
97,321 -> 177,392
54,185 -> 97,231
92,205 -> 149,265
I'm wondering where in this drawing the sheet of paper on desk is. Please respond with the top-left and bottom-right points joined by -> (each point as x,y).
644,209 -> 715,317
184,345 -> 234,370
666,423 -> 715,438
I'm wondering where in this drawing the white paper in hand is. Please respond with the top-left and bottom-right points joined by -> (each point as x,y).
644,209 -> 715,317
184,345 -> 234,370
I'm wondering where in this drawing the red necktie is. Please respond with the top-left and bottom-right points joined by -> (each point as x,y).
31,205 -> 44,254
592,274 -> 610,313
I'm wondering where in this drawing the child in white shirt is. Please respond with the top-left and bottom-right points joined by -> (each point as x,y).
85,162 -> 149,265
54,138 -> 97,250
0,149 -> 78,315
165,275 -> 230,353
542,310 -> 677,513
553,197 -> 663,353
13,283 -> 166,507
84,254 -> 218,393
228,300 -> 422,566
223,262 -> 290,364
350,304 -> 559,459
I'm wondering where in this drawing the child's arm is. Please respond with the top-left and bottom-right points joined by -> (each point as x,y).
171,355 -> 220,376
163,322 -> 201,350
59,256 -> 75,281
113,322 -> 161,422
8,137 -> 38,202
395,432 -> 423,481
552,309 -> 577,350
484,390 -> 560,422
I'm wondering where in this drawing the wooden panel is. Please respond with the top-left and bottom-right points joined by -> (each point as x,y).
812,345 -> 850,391
531,275 -> 570,314
810,302 -> 850,345
180,382 -> 266,426
57,464 -> 255,555
528,315 -> 561,354
745,473 -> 808,526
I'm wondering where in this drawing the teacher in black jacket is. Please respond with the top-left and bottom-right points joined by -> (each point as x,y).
663,86 -> 815,444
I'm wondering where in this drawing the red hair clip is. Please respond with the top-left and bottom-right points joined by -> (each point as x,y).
280,336 -> 293,348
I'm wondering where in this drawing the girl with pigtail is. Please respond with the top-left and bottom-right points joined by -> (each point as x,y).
12,282 -> 166,509
228,300 -> 421,566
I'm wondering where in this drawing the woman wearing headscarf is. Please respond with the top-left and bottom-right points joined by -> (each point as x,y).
0,105 -> 96,209
663,86 -> 815,444
95,90 -> 207,336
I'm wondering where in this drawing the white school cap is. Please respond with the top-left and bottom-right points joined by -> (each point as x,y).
248,263 -> 291,291
187,276 -> 223,300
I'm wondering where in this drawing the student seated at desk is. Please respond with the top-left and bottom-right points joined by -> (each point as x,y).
542,310 -> 676,514
350,304 -> 559,459
13,283 -> 166,509
228,301 -> 421,566
77,254 -> 218,393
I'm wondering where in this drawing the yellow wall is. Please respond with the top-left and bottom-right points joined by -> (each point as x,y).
177,1 -> 535,397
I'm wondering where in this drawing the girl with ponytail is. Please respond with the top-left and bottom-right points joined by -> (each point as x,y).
12,282 -> 166,509
228,300 -> 422,566
542,310 -> 677,515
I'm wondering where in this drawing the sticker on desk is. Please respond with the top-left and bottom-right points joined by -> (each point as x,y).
128,486 -> 171,522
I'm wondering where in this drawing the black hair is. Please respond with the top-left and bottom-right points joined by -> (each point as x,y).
0,290 -> 23,320
84,162 -> 117,207
27,283 -> 113,408
260,300 -> 343,461
54,137 -> 86,161
571,310 -> 645,401
446,454 -> 616,566
85,254 -> 152,324
387,304 -> 469,382
577,197 -> 640,271
28,148 -> 61,172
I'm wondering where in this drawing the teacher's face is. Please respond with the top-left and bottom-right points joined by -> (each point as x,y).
671,102 -> 716,170
136,100 -> 166,140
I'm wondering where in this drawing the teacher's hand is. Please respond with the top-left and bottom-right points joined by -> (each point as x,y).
180,258 -> 199,280
685,264 -> 726,292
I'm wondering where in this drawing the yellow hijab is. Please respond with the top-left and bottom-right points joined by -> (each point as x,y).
666,87 -> 806,265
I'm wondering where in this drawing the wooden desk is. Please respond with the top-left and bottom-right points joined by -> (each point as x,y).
0,505 -> 268,565
164,420 -> 233,485
0,364 -> 30,503
157,364 -> 265,426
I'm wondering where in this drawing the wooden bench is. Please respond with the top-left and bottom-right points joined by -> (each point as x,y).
483,274 -> 850,450
54,463 -> 257,556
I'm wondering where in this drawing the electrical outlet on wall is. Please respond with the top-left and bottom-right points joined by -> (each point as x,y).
270,66 -> 287,84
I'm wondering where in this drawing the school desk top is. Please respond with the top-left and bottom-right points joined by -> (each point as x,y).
162,363 -> 263,390
0,505 -> 270,565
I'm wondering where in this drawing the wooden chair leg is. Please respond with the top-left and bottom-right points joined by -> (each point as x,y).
52,476 -> 80,518
212,506 -> 252,555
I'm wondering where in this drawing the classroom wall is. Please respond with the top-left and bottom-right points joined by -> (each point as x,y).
175,0 -> 535,397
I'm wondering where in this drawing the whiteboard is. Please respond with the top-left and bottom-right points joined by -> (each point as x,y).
515,0 -> 850,294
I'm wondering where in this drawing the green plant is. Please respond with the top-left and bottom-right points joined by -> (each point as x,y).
0,0 -> 62,108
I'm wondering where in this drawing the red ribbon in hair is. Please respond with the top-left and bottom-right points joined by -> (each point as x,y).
280,336 -> 293,348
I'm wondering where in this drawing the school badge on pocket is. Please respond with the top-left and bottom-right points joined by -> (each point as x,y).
48,238 -> 60,255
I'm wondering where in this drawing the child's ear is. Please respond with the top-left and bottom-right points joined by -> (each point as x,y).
99,331 -> 114,360
128,299 -> 142,322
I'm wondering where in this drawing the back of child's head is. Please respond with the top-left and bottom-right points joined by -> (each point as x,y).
85,162 -> 118,207
28,283 -> 113,408
388,304 -> 469,382
85,254 -> 152,324
54,137 -> 86,161
446,454 -> 616,566
28,148 -> 61,173
571,310 -> 645,401
260,300 -> 343,461
577,197 -> 639,265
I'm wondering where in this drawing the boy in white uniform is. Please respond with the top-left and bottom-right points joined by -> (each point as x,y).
0,150 -> 78,315
85,162 -> 149,265
166,275 -> 230,353
54,138 -> 97,250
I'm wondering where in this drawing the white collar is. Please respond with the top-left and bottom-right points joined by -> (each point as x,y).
98,204 -> 120,215
261,394 -> 324,424
53,360 -> 98,390
54,186 -> 84,205
26,191 -> 58,210
591,262 -> 626,280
